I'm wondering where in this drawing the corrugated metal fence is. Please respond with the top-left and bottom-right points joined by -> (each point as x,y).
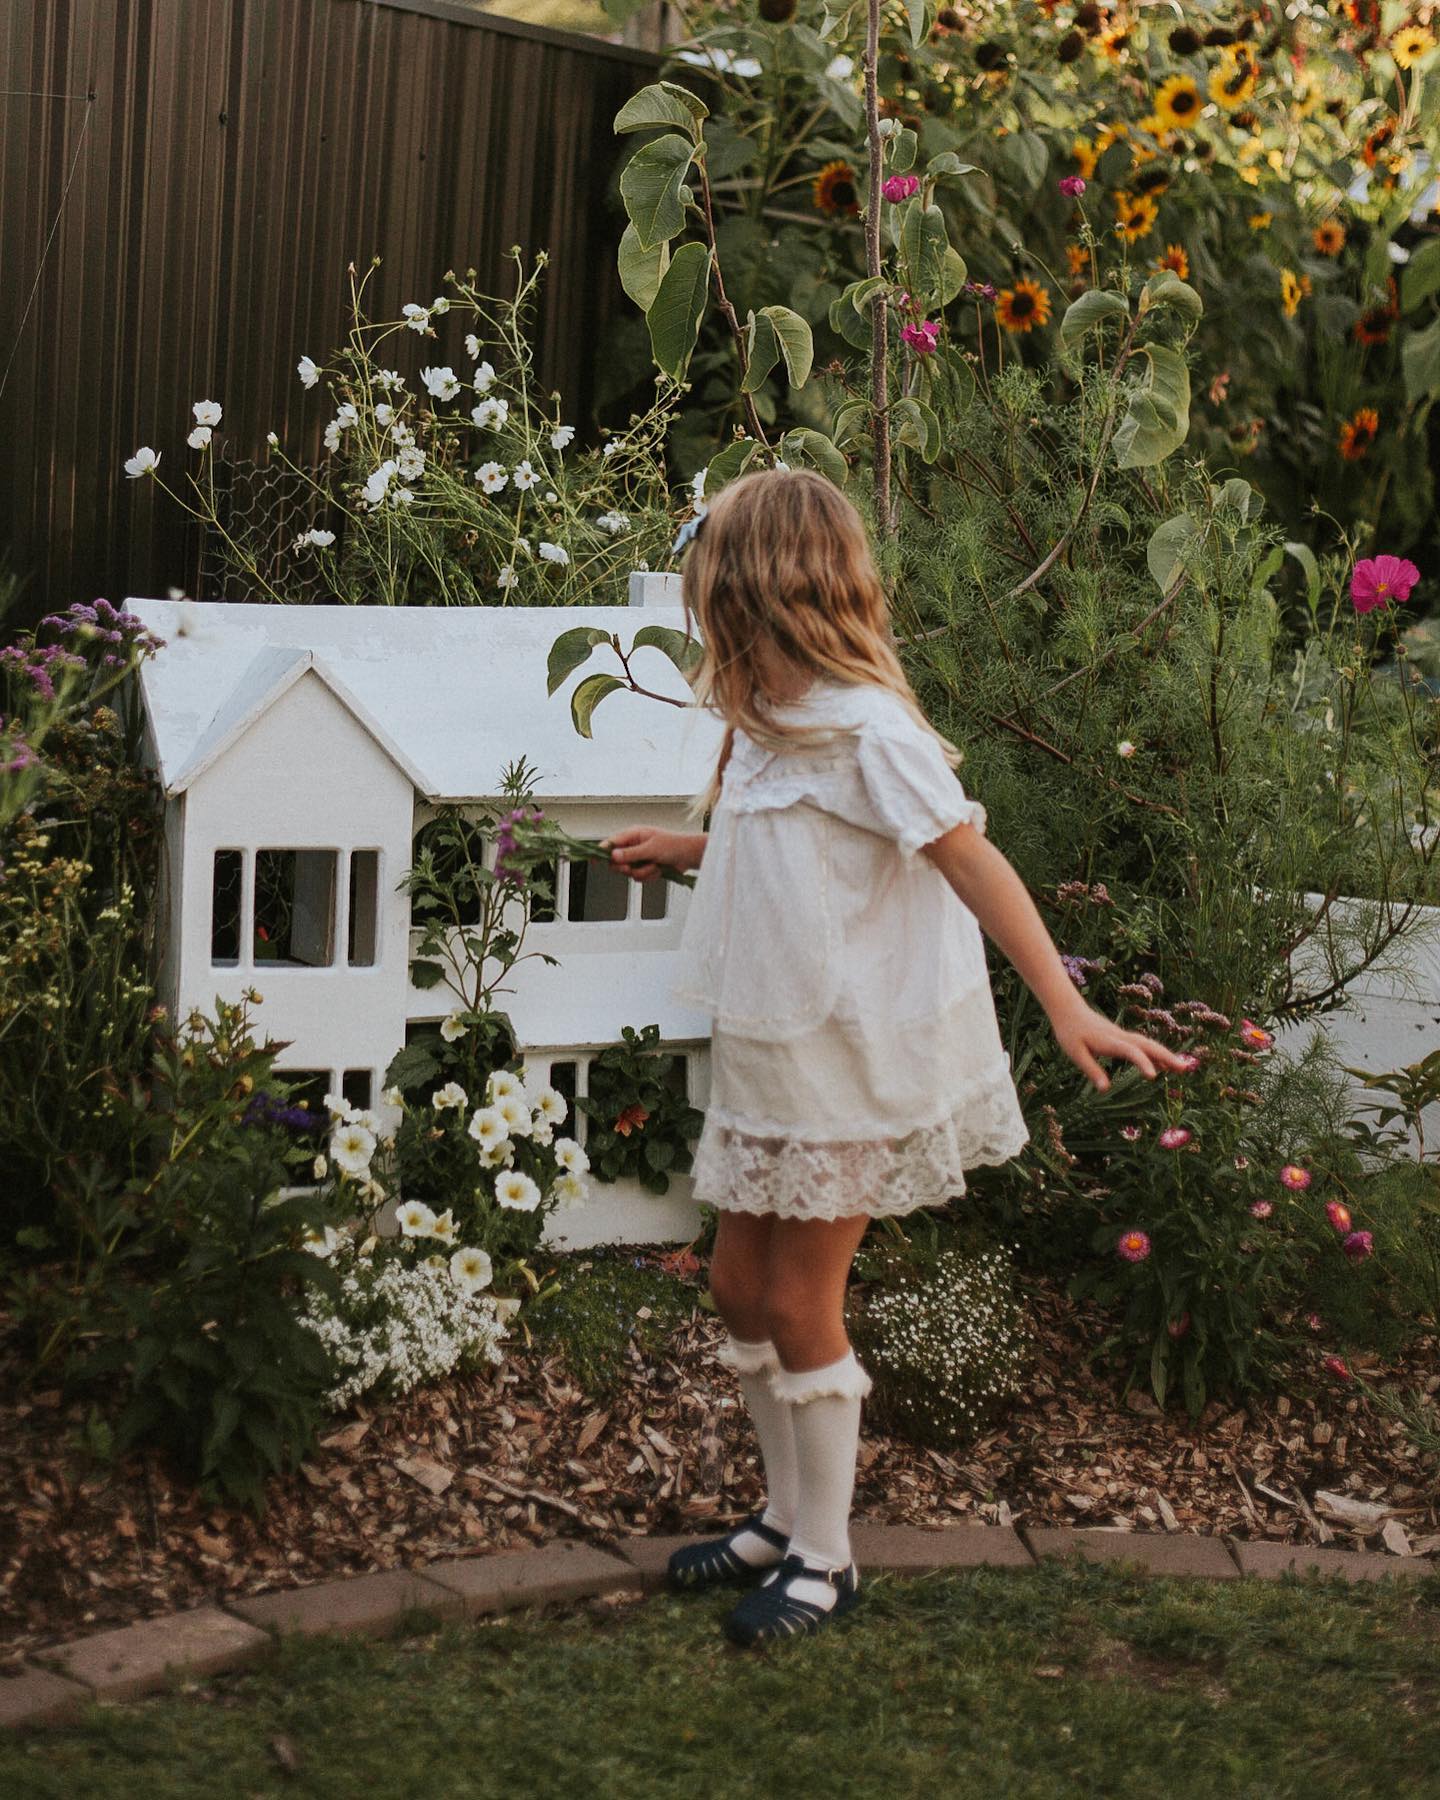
0,0 -> 657,620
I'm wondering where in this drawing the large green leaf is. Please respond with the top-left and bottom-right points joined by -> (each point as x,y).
619,134 -> 695,250
742,310 -> 780,393
1114,343 -> 1191,468
899,200 -> 949,304
780,427 -> 847,486
1140,268 -> 1204,323
647,240 -> 711,381
546,625 -> 613,697
939,246 -> 969,305
705,437 -> 764,491
618,223 -> 668,312
905,0 -> 929,48
631,624 -> 703,677
831,398 -> 871,446
890,396 -> 942,462
759,305 -> 813,388
1146,514 -> 1200,593
1401,239 -> 1440,314
926,151 -> 982,183
571,673 -> 625,739
1060,288 -> 1130,352
1403,315 -> 1440,403
613,81 -> 708,137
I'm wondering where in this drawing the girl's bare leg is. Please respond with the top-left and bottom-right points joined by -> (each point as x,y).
762,1213 -> 872,1371
707,1208 -> 778,1342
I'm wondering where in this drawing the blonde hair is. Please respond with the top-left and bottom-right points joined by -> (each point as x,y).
682,467 -> 958,810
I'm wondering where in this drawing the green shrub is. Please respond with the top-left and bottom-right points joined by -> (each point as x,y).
578,1024 -> 705,1194
849,1245 -> 1029,1449
524,1252 -> 698,1398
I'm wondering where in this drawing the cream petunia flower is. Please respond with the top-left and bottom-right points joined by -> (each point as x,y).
330,1122 -> 377,1176
494,1170 -> 542,1212
396,1199 -> 438,1237
554,1137 -> 589,1176
450,1246 -> 494,1292
432,1081 -> 469,1111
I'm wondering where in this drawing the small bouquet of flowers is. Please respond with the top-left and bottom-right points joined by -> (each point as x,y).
494,806 -> 695,888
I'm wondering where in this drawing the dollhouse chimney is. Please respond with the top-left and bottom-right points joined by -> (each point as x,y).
628,571 -> 683,607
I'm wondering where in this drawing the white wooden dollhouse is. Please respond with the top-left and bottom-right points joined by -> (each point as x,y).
128,578 -> 722,1249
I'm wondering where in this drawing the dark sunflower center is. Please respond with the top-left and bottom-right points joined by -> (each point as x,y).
1172,89 -> 1198,115
831,180 -> 856,208
1011,292 -> 1036,317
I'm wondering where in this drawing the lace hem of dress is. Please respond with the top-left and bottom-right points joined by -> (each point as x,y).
690,1087 -> 1031,1220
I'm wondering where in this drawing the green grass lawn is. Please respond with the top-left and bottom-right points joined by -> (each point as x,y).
6,1561 -> 1440,1799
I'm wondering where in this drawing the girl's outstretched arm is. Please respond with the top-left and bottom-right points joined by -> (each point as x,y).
605,827 -> 708,883
924,823 -> 1193,1091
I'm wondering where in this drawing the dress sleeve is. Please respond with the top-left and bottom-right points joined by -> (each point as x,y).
854,706 -> 987,857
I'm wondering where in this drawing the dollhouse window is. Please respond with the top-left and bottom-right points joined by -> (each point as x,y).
566,856 -> 630,922
277,1069 -> 330,1136
546,1060 -> 578,1132
411,817 -> 486,927
640,878 -> 668,922
347,850 -> 379,966
211,849 -> 244,964
253,849 -> 337,966
528,857 -> 558,923
341,1068 -> 373,1112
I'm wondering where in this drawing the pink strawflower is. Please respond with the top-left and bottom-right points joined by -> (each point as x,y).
1234,1154 -> 1250,1171
1249,1199 -> 1273,1219
1306,1311 -> 1324,1333
1325,1199 -> 1352,1234
900,319 -> 941,355
883,174 -> 920,203
1120,1124 -> 1143,1141
1350,554 -> 1421,614
1173,1053 -> 1200,1073
1059,175 -> 1087,197
1117,1229 -> 1151,1263
1322,1354 -> 1351,1381
1158,1126 -> 1191,1149
1239,1018 -> 1274,1050
1167,1311 -> 1191,1339
1342,1229 -> 1374,1262
1279,1164 -> 1313,1191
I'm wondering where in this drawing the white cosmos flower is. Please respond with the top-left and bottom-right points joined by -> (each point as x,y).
487,1069 -> 525,1103
467,1105 -> 509,1152
397,445 -> 426,482
497,565 -> 517,590
473,360 -> 497,392
430,1208 -> 458,1246
363,460 -> 398,508
494,1170 -> 542,1212
374,401 -> 394,426
374,368 -> 404,392
432,1080 -> 469,1111
267,432 -> 279,448
297,355 -> 320,388
465,334 -> 483,360
551,1172 -> 587,1210
124,446 -> 161,478
391,421 -> 414,447
396,1198 -> 438,1237
192,399 -> 223,427
596,511 -> 629,534
187,425 -> 212,450
551,424 -> 575,450
476,461 -> 508,494
295,527 -> 336,550
532,1085 -> 568,1126
422,365 -> 461,401
336,402 -> 358,428
602,437 -> 626,457
538,541 -> 569,566
512,460 -> 540,491
554,1137 -> 589,1176
323,420 -> 343,453
440,1011 -> 467,1044
690,467 -> 708,501
431,295 -> 450,315
451,1246 -> 494,1292
312,1154 -> 329,1181
331,1122 -> 377,1175
402,302 -> 431,331
496,1093 -> 532,1137
472,397 -> 508,429
392,486 -> 414,508
303,1225 -> 342,1257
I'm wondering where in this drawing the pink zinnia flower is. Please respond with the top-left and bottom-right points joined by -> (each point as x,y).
1250,1199 -> 1273,1219
1059,175 -> 1087,197
1279,1164 -> 1313,1191
1342,1229 -> 1374,1262
1117,1229 -> 1151,1263
1350,554 -> 1421,614
1239,1019 -> 1274,1050
1120,1124 -> 1142,1141
900,320 -> 941,355
1158,1126 -> 1191,1149
883,174 -> 920,203
1322,1354 -> 1351,1380
1325,1199 -> 1352,1233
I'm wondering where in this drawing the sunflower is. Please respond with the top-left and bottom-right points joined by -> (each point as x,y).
1209,46 -> 1260,110
812,160 -> 860,215
1392,26 -> 1436,68
1094,121 -> 1131,155
1247,210 -> 1273,231
996,279 -> 1053,333
1153,74 -> 1204,131
1153,243 -> 1190,279
1362,116 -> 1396,168
1113,190 -> 1160,241
1338,407 -> 1379,461
1066,243 -> 1090,279
1312,219 -> 1346,255
1071,137 -> 1099,180
1280,268 -> 1304,318
1354,278 -> 1399,344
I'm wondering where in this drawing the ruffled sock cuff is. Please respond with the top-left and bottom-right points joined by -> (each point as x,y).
715,1333 -> 781,1376
770,1348 -> 873,1405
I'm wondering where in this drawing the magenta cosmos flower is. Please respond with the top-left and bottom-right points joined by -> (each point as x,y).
1158,1126 -> 1191,1149
900,319 -> 941,355
1279,1164 -> 1312,1191
1117,1229 -> 1151,1263
1058,175 -> 1087,197
1342,1229 -> 1374,1262
1350,555 -> 1420,613
883,174 -> 920,203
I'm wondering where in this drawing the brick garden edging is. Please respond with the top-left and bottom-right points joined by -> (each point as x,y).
4,1526 -> 1434,1729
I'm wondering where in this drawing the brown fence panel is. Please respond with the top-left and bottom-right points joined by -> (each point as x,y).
0,0 -> 657,618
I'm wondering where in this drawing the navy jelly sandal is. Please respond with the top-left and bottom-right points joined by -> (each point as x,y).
666,1512 -> 790,1592
722,1553 -> 861,1647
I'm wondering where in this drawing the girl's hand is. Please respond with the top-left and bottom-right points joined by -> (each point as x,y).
1052,1002 -> 1195,1092
603,827 -> 706,883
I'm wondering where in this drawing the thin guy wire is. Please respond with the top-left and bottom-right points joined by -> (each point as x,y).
0,94 -> 95,406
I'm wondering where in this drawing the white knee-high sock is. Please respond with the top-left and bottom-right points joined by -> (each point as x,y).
715,1334 -> 798,1557
771,1348 -> 872,1583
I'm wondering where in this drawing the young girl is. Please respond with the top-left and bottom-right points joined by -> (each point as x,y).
605,469 -> 1188,1648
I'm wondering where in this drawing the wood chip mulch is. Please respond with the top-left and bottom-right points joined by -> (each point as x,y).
2,1266 -> 1436,1662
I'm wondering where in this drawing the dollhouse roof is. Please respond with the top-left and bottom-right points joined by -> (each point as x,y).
128,599 -> 720,802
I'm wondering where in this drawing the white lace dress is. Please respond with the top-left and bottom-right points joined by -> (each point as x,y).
676,680 -> 1030,1221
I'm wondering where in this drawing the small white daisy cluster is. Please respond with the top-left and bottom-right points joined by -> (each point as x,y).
853,1248 -> 1030,1449
452,1065 -> 590,1213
